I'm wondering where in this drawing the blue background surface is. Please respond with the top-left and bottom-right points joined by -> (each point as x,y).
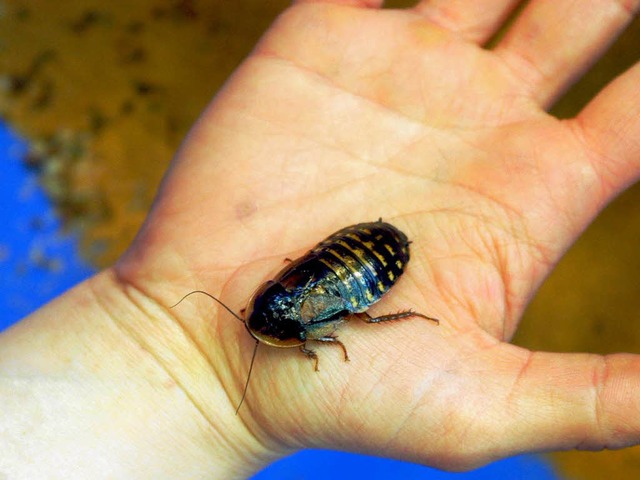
0,123 -> 94,331
0,121 -> 559,479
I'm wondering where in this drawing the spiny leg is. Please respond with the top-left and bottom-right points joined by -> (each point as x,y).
311,335 -> 350,363
360,310 -> 440,325
299,336 -> 350,372
299,344 -> 319,371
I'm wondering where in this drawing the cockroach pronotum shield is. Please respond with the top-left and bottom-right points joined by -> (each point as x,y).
172,220 -> 440,413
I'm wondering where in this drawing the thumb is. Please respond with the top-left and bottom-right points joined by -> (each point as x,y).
308,343 -> 640,472
486,348 -> 640,457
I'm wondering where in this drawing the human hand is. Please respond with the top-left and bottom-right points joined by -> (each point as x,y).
12,0 -> 639,477
118,0 -> 640,472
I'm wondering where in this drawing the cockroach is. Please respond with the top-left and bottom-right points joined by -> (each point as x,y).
173,220 -> 439,413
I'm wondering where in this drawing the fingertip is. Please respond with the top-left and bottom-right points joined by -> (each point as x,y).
583,353 -> 640,450
293,0 -> 384,8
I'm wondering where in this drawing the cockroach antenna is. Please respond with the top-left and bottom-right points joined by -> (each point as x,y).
236,340 -> 259,414
171,290 -> 257,413
170,290 -> 245,323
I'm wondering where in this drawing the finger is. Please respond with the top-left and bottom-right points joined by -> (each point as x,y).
413,0 -> 522,44
571,61 -> 640,199
489,349 -> 640,456
322,344 -> 640,471
494,0 -> 639,107
293,0 -> 384,7
420,348 -> 640,469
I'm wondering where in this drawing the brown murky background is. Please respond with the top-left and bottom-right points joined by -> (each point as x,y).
1,0 -> 639,477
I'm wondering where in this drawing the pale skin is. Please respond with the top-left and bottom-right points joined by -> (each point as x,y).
1,0 -> 640,478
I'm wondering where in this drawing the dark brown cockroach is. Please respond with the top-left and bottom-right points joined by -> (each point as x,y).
172,221 -> 439,413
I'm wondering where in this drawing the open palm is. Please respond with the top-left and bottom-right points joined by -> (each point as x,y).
116,0 -> 640,473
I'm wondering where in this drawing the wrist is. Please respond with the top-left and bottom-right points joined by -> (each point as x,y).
0,268 -> 281,479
